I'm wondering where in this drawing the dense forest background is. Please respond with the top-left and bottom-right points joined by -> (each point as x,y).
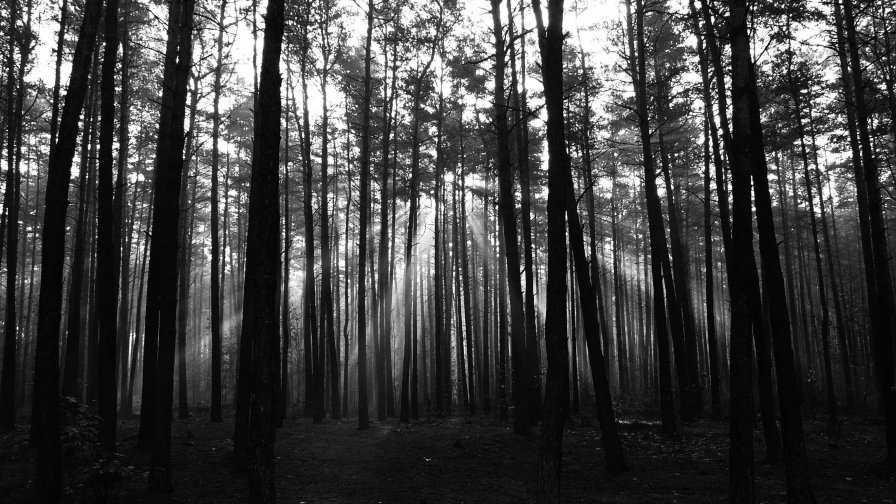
1,0 -> 895,501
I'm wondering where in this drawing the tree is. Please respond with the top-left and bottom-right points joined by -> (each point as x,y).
29,0 -> 103,498
144,0 -> 194,491
209,0 -> 228,424
96,0 -> 122,451
0,0 -> 23,432
317,0 -> 344,422
729,0 -> 816,500
242,0 -> 285,498
356,0 -> 374,431
490,0 -> 530,436
841,0 -> 896,464
530,0 -> 571,499
625,0 -> 676,436
726,0 -> 758,498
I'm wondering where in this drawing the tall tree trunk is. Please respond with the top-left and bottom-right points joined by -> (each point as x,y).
731,0 -> 816,500
146,0 -> 194,490
531,0 -> 570,499
125,185 -> 151,414
0,0 -> 23,432
842,0 -> 896,463
242,0 -> 284,498
508,0 -> 542,423
279,71 -> 292,423
808,106 -> 853,410
319,50 -> 339,421
701,114 -> 722,420
654,62 -> 701,418
726,2 -> 758,499
116,0 -> 133,412
356,0 -> 375,430
379,15 -> 400,422
96,0 -> 122,451
60,89 -> 95,402
48,0 -> 69,152
209,0 -> 227,424
30,0 -> 103,498
610,175 -> 626,394
491,0 -> 530,436
789,77 -> 837,429
564,145 -> 628,473
480,191 -> 491,414
297,13 -> 322,423
625,0 -> 676,436
459,152 -> 477,416
497,202 -> 509,421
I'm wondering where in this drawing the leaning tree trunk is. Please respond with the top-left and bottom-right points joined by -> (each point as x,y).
564,151 -> 628,473
30,0 -> 103,498
625,0 -> 676,436
731,0 -> 817,501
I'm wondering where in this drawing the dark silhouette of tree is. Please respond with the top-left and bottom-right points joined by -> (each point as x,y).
209,0 -> 228,424
491,0 -> 530,436
356,0 -> 375,431
96,0 -> 122,451
143,0 -> 194,491
841,0 -> 896,464
29,0 -> 103,499
530,0 -> 572,500
242,0 -> 285,498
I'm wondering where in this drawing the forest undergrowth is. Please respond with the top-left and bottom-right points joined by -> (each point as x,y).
2,409 -> 893,503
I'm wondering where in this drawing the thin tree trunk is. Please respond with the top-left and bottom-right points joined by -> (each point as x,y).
491,0 -> 530,436
96,0 -> 122,450
356,0 -> 375,430
209,0 -> 227,424
701,114 -> 721,420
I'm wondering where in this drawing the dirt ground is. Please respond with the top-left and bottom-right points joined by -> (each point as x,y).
1,410 -> 894,503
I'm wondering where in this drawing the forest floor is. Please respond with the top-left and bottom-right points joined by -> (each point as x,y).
1,408 -> 894,503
